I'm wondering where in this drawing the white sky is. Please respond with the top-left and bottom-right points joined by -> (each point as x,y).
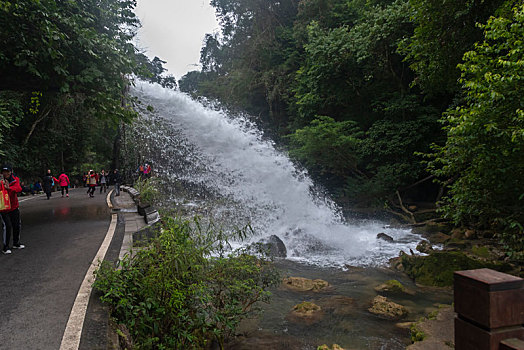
134,0 -> 219,80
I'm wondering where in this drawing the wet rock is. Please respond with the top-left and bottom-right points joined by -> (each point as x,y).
412,222 -> 453,237
406,306 -> 455,349
427,232 -> 451,244
464,229 -> 476,239
416,240 -> 433,254
287,301 -> 324,325
396,321 -> 413,329
282,277 -> 331,292
377,233 -> 394,242
374,279 -> 414,295
317,295 -> 357,316
368,295 -> 408,320
389,257 -> 404,272
408,205 -> 418,212
450,228 -> 465,240
258,235 -> 287,258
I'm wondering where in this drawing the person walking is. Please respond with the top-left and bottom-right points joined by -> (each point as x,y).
111,169 -> 122,196
58,172 -> 70,198
87,170 -> 97,198
42,169 -> 58,200
99,170 -> 108,194
1,164 -> 24,254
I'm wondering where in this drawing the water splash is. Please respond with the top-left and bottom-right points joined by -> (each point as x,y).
131,81 -> 421,267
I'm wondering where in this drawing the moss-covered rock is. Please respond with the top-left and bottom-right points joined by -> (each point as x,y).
416,240 -> 433,254
401,251 -> 513,286
283,277 -> 330,292
317,345 -> 344,350
374,279 -> 413,295
368,295 -> 408,320
287,301 -> 324,325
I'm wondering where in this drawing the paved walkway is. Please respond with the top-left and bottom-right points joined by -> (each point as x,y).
0,188 -> 140,350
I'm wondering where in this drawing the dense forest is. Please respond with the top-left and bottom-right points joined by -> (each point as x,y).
0,0 -> 174,178
180,0 -> 524,256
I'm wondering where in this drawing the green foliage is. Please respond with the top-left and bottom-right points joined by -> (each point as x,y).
401,0 -> 507,96
94,216 -> 280,349
0,91 -> 23,156
410,323 -> 425,342
426,4 -> 524,255
288,116 -> 363,178
0,0 -> 175,177
134,177 -> 160,205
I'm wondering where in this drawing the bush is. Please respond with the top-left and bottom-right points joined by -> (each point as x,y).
134,177 -> 160,205
94,216 -> 280,349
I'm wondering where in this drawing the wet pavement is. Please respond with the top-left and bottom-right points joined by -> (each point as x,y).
0,188 -> 117,350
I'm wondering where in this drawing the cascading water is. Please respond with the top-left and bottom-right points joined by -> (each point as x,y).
131,81 -> 422,267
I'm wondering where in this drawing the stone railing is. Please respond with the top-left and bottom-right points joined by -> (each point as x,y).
454,268 -> 524,349
120,185 -> 160,225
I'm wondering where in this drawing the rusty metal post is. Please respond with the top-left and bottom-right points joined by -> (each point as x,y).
454,268 -> 524,350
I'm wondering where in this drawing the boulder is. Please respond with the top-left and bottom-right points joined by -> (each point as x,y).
416,240 -> 433,254
282,277 -> 330,292
377,233 -> 394,242
368,295 -> 408,320
287,301 -> 324,325
374,279 -> 414,295
258,235 -> 287,258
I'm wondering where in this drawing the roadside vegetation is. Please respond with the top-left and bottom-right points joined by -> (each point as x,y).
94,216 -> 280,349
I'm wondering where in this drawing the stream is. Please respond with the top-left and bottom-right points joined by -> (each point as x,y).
129,81 -> 453,349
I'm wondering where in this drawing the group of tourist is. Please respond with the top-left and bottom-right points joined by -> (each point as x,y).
1,163 -> 124,255
137,163 -> 152,178
82,169 -> 122,198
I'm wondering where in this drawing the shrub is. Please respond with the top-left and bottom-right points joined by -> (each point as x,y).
94,216 -> 280,349
134,177 -> 160,205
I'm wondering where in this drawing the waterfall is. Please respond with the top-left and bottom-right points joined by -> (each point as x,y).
131,81 -> 422,267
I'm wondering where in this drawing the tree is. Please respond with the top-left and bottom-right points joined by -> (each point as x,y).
427,4 -> 524,255
401,0 -> 508,97
0,0 -> 166,176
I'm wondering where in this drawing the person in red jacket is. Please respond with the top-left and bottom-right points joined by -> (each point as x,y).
58,172 -> 70,198
1,164 -> 24,254
87,170 -> 97,198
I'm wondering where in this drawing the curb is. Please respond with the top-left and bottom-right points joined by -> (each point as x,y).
115,186 -> 161,261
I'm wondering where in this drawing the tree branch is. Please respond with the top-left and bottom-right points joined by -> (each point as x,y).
23,106 -> 52,146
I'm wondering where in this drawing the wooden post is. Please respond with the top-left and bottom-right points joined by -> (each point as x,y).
454,268 -> 524,350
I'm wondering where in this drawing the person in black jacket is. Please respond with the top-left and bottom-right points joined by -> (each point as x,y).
111,169 -> 122,196
42,169 -> 58,200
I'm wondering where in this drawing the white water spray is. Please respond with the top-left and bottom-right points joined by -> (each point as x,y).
132,81 -> 422,267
